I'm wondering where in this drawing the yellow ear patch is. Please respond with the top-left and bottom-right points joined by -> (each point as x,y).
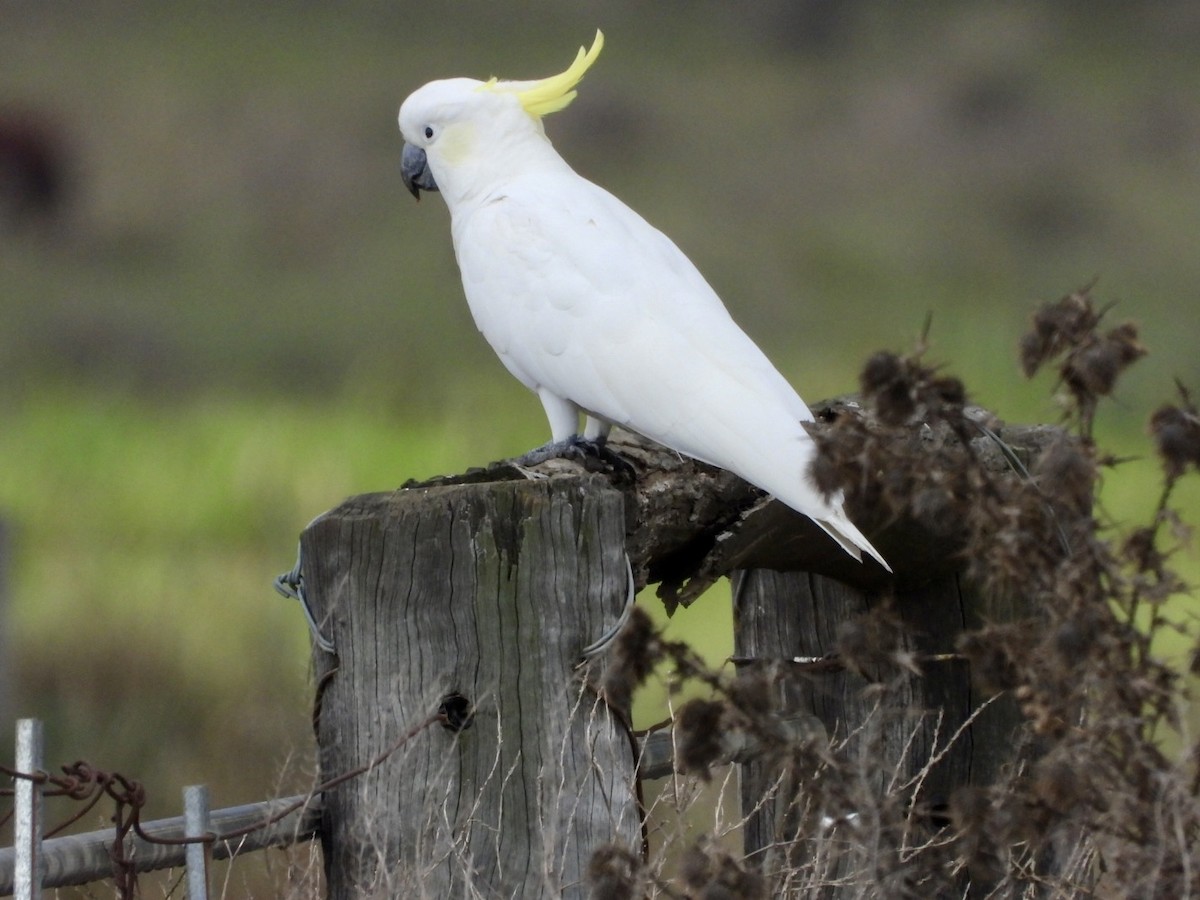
488,30 -> 604,119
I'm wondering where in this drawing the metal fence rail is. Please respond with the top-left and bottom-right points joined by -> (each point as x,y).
0,706 -> 732,896
0,719 -> 321,899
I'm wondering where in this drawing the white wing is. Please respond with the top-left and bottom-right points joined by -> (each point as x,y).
452,171 -> 888,569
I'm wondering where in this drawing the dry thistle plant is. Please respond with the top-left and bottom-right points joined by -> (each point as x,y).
591,285 -> 1199,898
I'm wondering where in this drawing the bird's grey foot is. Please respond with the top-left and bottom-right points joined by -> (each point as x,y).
518,435 -> 635,477
518,434 -> 599,466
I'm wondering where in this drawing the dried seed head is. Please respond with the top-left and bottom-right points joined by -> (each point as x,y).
676,698 -> 727,780
1107,322 -> 1146,362
679,843 -> 711,891
808,442 -> 845,501
1021,288 -> 1104,376
861,350 -> 904,394
1149,402 -> 1200,478
1033,436 -> 1094,515
1063,323 -> 1145,401
587,845 -> 642,900
1019,330 -> 1048,379
861,351 -> 917,425
930,375 -> 967,408
602,607 -> 662,711
680,841 -> 766,900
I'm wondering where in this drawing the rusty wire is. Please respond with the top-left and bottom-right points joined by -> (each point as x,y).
0,710 -> 441,897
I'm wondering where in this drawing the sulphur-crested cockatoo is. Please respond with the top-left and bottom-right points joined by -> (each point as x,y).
398,31 -> 889,570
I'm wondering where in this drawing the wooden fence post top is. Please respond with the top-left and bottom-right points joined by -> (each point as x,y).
311,472 -> 621,523
380,402 -> 1073,608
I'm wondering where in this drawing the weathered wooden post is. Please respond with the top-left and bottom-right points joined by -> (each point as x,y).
300,475 -> 639,899
729,419 -> 1066,893
732,570 -> 1019,881
290,405 -> 1066,896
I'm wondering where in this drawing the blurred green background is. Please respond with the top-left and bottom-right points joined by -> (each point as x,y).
2,0 -> 1198,883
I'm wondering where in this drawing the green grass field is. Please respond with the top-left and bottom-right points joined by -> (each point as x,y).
2,2 -> 1198,889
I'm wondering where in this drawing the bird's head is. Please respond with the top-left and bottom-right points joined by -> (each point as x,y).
398,30 -> 603,206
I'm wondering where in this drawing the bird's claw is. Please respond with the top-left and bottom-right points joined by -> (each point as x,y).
518,436 -> 587,466
518,435 -> 635,478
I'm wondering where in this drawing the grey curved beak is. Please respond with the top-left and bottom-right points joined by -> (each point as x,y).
401,143 -> 438,201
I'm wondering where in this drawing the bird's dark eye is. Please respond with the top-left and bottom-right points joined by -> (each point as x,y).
424,126 -> 434,139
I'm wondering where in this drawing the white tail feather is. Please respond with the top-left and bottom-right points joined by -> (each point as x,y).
814,514 -> 891,573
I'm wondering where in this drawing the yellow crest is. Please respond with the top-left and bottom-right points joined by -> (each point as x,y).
484,30 -> 604,118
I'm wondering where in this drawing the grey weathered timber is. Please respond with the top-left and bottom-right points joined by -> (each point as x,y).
295,404 -> 1066,897
729,418 -> 1070,895
733,571 -> 1022,880
303,476 -> 639,899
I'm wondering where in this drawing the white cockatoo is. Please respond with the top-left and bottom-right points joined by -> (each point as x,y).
398,31 -> 889,570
